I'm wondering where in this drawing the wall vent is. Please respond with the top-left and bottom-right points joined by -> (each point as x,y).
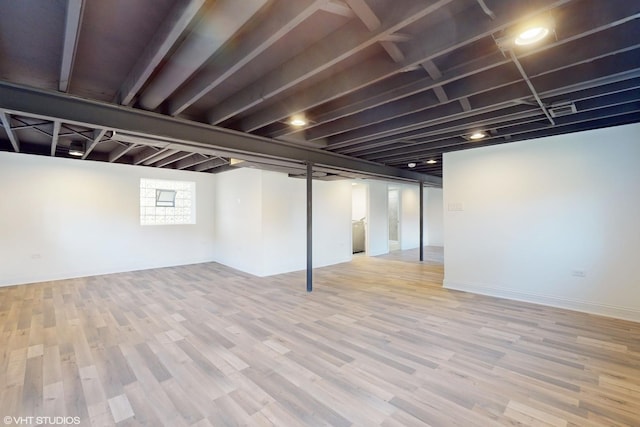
549,102 -> 577,118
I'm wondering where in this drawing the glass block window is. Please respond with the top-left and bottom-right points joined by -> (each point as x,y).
156,189 -> 176,207
140,179 -> 195,225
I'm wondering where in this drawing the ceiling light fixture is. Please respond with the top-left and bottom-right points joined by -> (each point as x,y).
514,26 -> 550,46
495,14 -> 555,52
426,159 -> 437,165
408,162 -> 416,168
289,115 -> 307,127
68,141 -> 85,157
468,131 -> 487,140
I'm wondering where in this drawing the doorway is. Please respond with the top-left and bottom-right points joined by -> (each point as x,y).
388,188 -> 400,251
352,183 -> 367,254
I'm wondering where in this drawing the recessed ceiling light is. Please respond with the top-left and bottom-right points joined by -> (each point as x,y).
426,159 -> 437,164
289,115 -> 307,127
407,162 -> 416,168
468,131 -> 486,140
515,26 -> 550,46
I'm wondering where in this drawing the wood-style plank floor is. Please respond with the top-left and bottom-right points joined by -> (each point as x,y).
1,247 -> 639,426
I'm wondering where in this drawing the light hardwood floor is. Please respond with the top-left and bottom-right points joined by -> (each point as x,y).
1,248 -> 639,426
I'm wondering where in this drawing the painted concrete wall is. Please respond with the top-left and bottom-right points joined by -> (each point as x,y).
367,180 -> 390,256
212,168 -> 263,275
213,168 -> 352,276
400,185 -> 420,250
443,123 -> 640,322
0,151 -> 216,287
425,187 -> 444,246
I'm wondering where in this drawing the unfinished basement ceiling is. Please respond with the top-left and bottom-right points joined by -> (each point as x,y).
1,0 -> 639,178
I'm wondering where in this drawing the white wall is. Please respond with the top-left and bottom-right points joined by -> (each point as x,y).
0,152 -> 216,287
400,185 -> 420,250
261,170 -> 306,275
213,168 -> 352,276
213,168 -> 264,276
351,184 -> 367,221
367,180 -> 389,256
425,187 -> 444,246
443,123 -> 640,322
312,179 -> 352,268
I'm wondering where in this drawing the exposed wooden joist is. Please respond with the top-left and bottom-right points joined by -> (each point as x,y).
116,0 -> 206,106
59,0 -> 84,92
169,0 -> 327,116
139,0 -> 268,111
361,89 -> 640,163
0,111 -> 20,152
143,149 -> 179,166
210,0 -> 455,126
156,151 -> 195,168
380,33 -> 412,43
239,0 -> 570,133
319,0 -> 355,18
340,107 -> 543,155
134,147 -> 163,165
193,157 -> 228,172
327,47 -> 640,148
308,32 -> 640,144
345,0 -> 380,30
350,6 -> 640,136
380,104 -> 640,164
0,81 -> 441,185
175,154 -> 211,170
342,75 -> 640,156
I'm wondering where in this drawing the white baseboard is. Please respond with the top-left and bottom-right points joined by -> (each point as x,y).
443,280 -> 640,323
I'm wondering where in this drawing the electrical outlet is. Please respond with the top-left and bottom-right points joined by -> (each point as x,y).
448,202 -> 464,211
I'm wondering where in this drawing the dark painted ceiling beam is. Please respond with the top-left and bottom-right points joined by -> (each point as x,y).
327,48 -> 640,148
175,154 -> 211,170
168,0 -> 328,116
360,83 -> 640,163
342,107 -> 544,157
208,0 -> 456,125
407,109 -> 640,169
340,74 -> 640,156
0,81 -> 440,185
305,15 -> 640,141
238,0 -> 573,133
380,102 -> 640,164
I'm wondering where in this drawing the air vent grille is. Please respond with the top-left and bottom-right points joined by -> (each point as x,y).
549,102 -> 577,118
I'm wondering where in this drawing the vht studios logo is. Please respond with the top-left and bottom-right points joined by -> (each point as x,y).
4,416 -> 81,425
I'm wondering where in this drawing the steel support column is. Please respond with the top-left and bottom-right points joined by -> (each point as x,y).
306,161 -> 313,292
419,181 -> 424,262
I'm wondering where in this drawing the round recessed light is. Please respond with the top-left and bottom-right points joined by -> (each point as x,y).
408,162 -> 417,168
426,159 -> 437,165
469,131 -> 486,140
515,26 -> 550,46
289,115 -> 307,127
